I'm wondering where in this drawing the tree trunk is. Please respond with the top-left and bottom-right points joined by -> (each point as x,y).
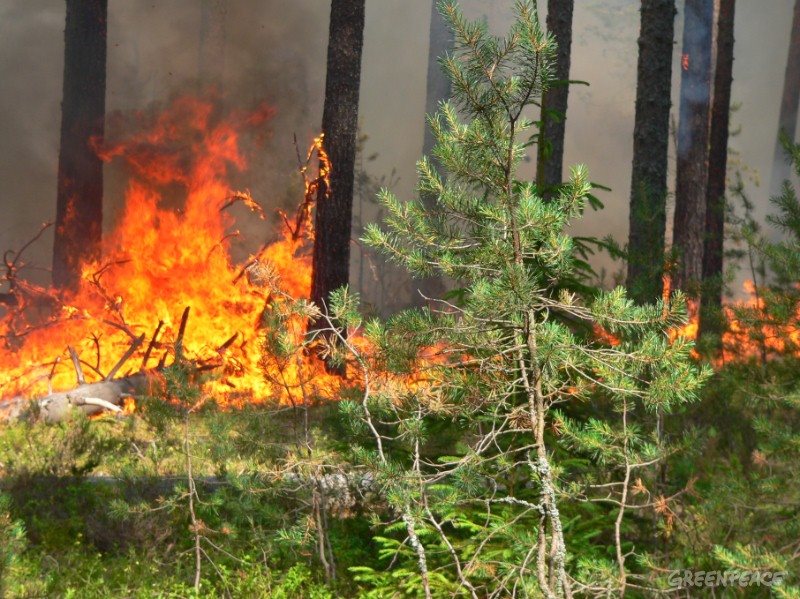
770,0 -> 800,194
311,0 -> 366,312
626,0 -> 677,304
672,0 -> 714,293
536,0 -> 574,198
422,0 -> 453,162
198,0 -> 227,90
700,0 -> 736,338
53,0 -> 107,291
418,0 -> 454,304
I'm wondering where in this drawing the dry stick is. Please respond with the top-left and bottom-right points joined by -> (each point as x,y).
141,320 -> 165,371
47,356 -> 62,395
424,495 -> 479,599
105,334 -> 145,381
216,333 -> 238,353
615,397 -> 631,597
3,222 -> 53,285
76,396 -> 123,413
185,414 -> 202,592
175,307 -> 191,362
102,318 -> 139,342
68,346 -> 86,385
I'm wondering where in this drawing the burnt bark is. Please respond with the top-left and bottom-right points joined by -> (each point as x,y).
770,0 -> 800,194
536,0 -> 574,198
673,0 -> 714,293
700,0 -> 737,338
311,0 -> 366,312
626,0 -> 676,304
53,0 -> 107,291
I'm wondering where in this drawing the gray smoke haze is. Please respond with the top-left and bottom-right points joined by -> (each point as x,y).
0,0 -> 795,308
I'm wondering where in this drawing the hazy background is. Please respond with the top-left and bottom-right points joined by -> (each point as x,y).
0,0 -> 795,310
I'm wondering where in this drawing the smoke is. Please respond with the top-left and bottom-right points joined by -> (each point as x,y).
0,0 -> 796,305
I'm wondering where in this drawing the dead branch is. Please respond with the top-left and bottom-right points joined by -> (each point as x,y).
174,306 -> 191,362
68,346 -> 86,385
105,334 -> 146,380
220,189 -> 266,220
141,320 -> 165,370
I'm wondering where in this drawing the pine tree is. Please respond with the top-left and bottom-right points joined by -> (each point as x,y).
626,0 -> 676,304
673,0 -> 714,293
311,0 -> 366,313
52,0 -> 108,291
536,0 -> 574,198
700,0 -> 737,340
322,2 -> 708,595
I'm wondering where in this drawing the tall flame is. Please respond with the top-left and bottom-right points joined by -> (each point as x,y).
0,96 -> 339,406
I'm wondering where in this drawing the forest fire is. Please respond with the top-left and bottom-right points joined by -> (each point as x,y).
0,96 -> 341,411
664,278 -> 800,364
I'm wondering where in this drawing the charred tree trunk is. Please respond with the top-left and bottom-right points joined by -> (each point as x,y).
198,0 -> 227,91
626,0 -> 676,304
672,0 -> 714,293
536,0 -> 574,198
700,0 -> 736,339
418,0 -> 454,303
770,0 -> 800,194
311,0 -> 366,312
53,0 -> 107,291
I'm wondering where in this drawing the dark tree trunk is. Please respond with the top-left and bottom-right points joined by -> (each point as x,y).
626,0 -> 677,304
418,0 -> 454,303
536,0 -> 574,198
700,0 -> 736,339
199,0 -> 227,90
770,0 -> 800,194
311,0 -> 366,312
53,0 -> 107,291
672,0 -> 714,293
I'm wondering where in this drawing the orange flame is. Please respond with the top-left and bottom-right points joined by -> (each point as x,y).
0,95 -> 339,408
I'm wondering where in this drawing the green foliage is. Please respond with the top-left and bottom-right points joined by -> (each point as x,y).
0,494 -> 27,597
669,139 -> 800,596
327,1 -> 709,596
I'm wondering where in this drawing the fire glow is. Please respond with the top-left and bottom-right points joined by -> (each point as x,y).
0,96 -> 340,407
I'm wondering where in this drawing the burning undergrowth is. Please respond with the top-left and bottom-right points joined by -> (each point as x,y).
0,95 -> 342,409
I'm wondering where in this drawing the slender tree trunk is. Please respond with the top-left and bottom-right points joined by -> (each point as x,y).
536,0 -> 574,198
626,0 -> 677,304
311,0 -> 366,312
700,0 -> 736,339
422,0 -> 453,161
53,0 -> 107,291
770,0 -> 800,194
198,0 -> 227,90
672,0 -> 714,293
418,0 -> 454,303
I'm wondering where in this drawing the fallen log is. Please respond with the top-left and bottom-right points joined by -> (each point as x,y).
1,308 -> 192,424
0,373 -> 148,423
